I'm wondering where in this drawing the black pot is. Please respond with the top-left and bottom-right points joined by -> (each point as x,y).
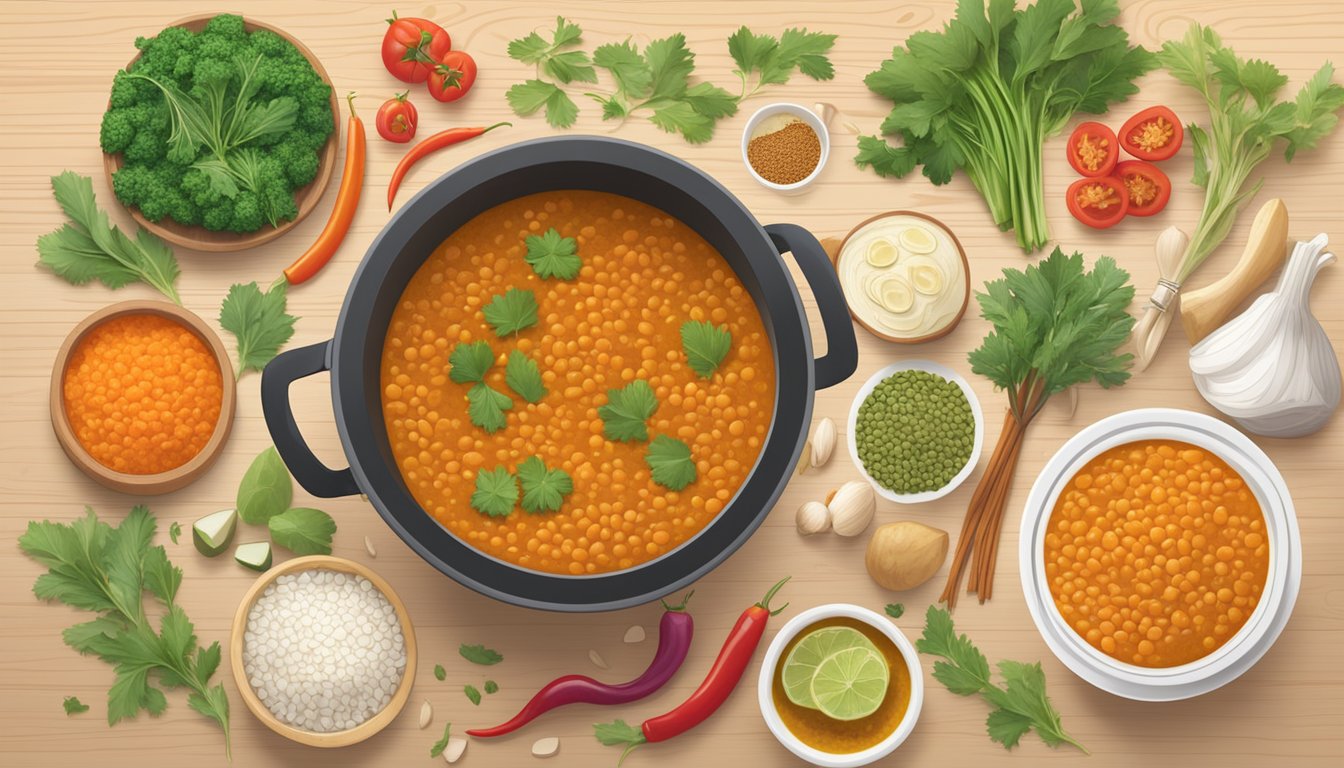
261,137 -> 857,611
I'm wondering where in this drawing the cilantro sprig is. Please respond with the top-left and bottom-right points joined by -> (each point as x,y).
219,280 -> 297,377
471,467 -> 518,518
728,26 -> 836,98
505,350 -> 548,403
467,383 -> 513,434
518,456 -> 573,513
483,288 -> 539,336
525,228 -> 582,279
646,435 -> 696,491
599,380 -> 658,442
449,340 -> 496,384
680,320 -> 731,378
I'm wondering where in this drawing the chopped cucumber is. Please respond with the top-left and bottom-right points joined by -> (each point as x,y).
192,508 -> 238,557
234,541 -> 273,572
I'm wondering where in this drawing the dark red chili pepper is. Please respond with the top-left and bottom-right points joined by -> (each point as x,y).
386,122 -> 510,209
467,592 -> 696,738
594,577 -> 789,765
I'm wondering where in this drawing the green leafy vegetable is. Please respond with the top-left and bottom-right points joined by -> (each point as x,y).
517,456 -> 574,514
1157,24 -> 1344,281
485,680 -> 499,694
236,446 -> 293,525
471,468 -> 518,518
507,79 -> 580,128
505,350 -> 548,403
464,685 -> 482,706
433,664 -> 446,681
646,435 -> 696,491
19,506 -> 230,755
449,340 -> 497,384
918,605 -> 1084,752
599,380 -> 658,442
729,26 -> 837,98
505,17 -> 585,127
858,0 -> 1155,251
467,383 -> 513,433
680,320 -> 732,378
219,280 -> 297,377
483,288 -> 539,336
63,696 -> 90,715
168,521 -> 182,544
429,722 -> 453,757
267,508 -> 336,556
885,603 -> 905,619
460,643 -> 504,665
525,228 -> 582,279
36,172 -> 181,304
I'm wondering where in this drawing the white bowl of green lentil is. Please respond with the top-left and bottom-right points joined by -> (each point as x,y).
845,361 -> 984,504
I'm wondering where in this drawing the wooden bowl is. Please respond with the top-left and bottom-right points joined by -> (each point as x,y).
102,14 -> 339,252
230,556 -> 418,748
49,300 -> 236,495
826,210 -> 971,344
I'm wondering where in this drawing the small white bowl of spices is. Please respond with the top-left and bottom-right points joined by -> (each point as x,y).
742,102 -> 829,193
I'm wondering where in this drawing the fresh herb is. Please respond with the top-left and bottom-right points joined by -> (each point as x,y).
599,380 -> 658,442
1157,25 -> 1344,282
429,722 -> 453,757
267,508 -> 336,556
460,643 -> 504,665
63,696 -> 90,715
680,320 -> 732,378
168,521 -> 182,544
471,468 -> 518,518
918,605 -> 1085,752
485,680 -> 499,694
19,506 -> 231,755
728,26 -> 837,99
219,280 -> 297,377
36,172 -> 181,304
464,685 -> 482,706
858,0 -> 1155,251
945,249 -> 1134,605
518,456 -> 574,513
434,664 -> 447,681
525,228 -> 582,279
506,17 -> 587,127
885,603 -> 905,619
236,446 -> 293,525
646,435 -> 697,491
505,350 -> 548,403
449,340 -> 497,384
467,383 -> 513,433
483,288 -> 539,336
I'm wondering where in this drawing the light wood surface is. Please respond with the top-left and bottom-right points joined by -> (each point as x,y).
2,2 -> 1341,766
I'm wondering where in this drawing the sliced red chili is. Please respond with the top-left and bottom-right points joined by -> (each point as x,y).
1113,160 -> 1171,217
1066,121 -> 1118,177
1119,106 -> 1183,162
1066,176 -> 1128,229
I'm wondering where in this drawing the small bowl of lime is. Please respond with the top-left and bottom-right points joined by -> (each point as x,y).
758,604 -> 923,767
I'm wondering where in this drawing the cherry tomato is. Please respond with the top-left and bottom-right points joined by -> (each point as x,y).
381,12 -> 451,84
1066,176 -> 1128,229
427,50 -> 477,103
376,91 -> 419,143
1066,121 -> 1119,177
1112,160 -> 1171,217
1119,106 -> 1183,162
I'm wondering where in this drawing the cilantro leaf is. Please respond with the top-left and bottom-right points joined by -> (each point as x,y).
517,456 -> 573,513
464,685 -> 482,705
599,380 -> 658,441
470,467 -> 517,518
545,50 -> 597,84
509,16 -> 584,63
450,340 -> 496,384
429,722 -> 452,757
483,288 -> 538,336
507,80 -> 580,128
267,508 -> 336,556
650,100 -> 717,143
885,603 -> 904,618
854,135 -> 918,178
646,435 -> 696,491
467,383 -> 512,433
459,643 -> 504,665
63,695 -> 90,715
680,320 -> 732,378
644,33 -> 695,101
593,40 -> 652,98
776,28 -> 838,81
485,679 -> 499,694
524,228 -> 581,279
219,280 -> 297,377
728,26 -> 779,76
433,664 -> 446,681
168,521 -> 182,544
505,350 -> 547,403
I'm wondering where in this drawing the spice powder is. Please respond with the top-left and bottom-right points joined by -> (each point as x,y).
748,120 -> 821,185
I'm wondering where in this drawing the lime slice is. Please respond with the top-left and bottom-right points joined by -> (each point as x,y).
781,627 -> 878,709
809,646 -> 890,721
899,226 -> 938,254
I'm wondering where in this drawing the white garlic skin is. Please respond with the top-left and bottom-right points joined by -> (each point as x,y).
796,501 -> 832,535
828,481 -> 876,537
810,418 -> 837,467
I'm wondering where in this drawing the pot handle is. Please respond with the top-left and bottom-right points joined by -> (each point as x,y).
766,223 -> 859,390
260,340 -> 361,498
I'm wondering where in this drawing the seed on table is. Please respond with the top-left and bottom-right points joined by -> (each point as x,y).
532,737 -> 560,758
623,625 -> 646,644
589,649 -> 608,669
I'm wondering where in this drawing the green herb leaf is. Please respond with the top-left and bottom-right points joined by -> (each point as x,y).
885,603 -> 905,619
449,340 -> 496,384
507,79 -> 580,128
728,27 -> 779,77
433,664 -> 446,681
63,695 -> 90,715
219,280 -> 297,377
854,135 -> 918,178
509,16 -> 584,62
517,456 -> 574,514
429,722 -> 452,757
680,320 -> 732,378
524,228 -> 581,279
459,643 -> 504,665
545,50 -> 597,85
168,521 -> 182,544
505,350 -> 547,403
467,383 -> 513,433
646,435 -> 696,491
484,680 -> 499,694
464,685 -> 482,706
470,468 -> 518,518
236,447 -> 293,525
593,40 -> 653,98
267,508 -> 336,556
483,288 -> 539,336
599,380 -> 659,442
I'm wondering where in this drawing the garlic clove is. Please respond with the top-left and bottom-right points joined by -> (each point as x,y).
828,481 -> 876,537
866,239 -> 900,267
810,418 -> 836,468
796,501 -> 832,535
532,737 -> 560,758
624,625 -> 646,644
418,699 -> 432,729
443,737 -> 467,763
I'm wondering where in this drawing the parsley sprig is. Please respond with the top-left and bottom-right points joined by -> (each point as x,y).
518,456 -> 574,513
599,380 -> 659,441
219,280 -> 297,378
525,228 -> 582,279
483,288 -> 539,336
449,340 -> 516,433
505,350 -> 547,403
645,435 -> 696,491
471,467 -> 518,518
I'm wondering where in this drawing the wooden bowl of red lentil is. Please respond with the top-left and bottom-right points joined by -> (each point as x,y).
50,300 -> 236,495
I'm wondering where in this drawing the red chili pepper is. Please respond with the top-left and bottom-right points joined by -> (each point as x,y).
594,577 -> 789,765
386,122 -> 510,210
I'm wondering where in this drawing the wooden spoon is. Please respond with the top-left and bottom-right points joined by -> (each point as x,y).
1180,199 -> 1290,344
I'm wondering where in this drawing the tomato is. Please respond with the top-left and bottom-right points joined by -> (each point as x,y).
382,12 -> 451,84
1119,106 -> 1183,162
1112,160 -> 1171,217
427,50 -> 477,103
1066,122 -> 1119,177
375,92 -> 418,143
1066,176 -> 1128,229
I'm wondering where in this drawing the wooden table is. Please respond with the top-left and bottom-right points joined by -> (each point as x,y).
2,1 -> 1340,765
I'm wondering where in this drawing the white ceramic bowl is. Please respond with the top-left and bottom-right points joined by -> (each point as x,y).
846,360 -> 985,504
1019,408 -> 1301,701
741,102 -> 830,193
758,604 -> 924,767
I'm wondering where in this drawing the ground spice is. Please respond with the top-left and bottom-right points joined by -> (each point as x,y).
63,312 -> 223,474
748,120 -> 821,185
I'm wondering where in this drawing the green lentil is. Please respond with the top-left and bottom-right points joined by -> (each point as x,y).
855,369 -> 974,493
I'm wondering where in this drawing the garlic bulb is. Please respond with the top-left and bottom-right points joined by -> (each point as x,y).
796,501 -> 831,535
1189,234 -> 1340,437
828,481 -> 875,537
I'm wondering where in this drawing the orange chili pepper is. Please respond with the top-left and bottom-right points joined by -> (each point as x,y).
283,92 -> 366,286
387,122 -> 511,210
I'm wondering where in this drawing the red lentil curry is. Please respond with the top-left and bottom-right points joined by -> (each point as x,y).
380,191 -> 776,575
